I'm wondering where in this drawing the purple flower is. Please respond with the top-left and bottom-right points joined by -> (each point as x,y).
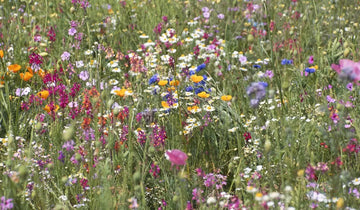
265,70 -> 274,79
165,149 -> 188,166
68,27 -> 77,36
203,12 -> 210,19
246,82 -> 267,108
217,14 -> 225,19
61,51 -> 71,61
62,140 -> 75,151
79,71 -> 89,81
347,82 -> 353,91
326,95 -> 336,103
239,55 -> 247,65
0,196 -> 14,209
58,151 -> 65,163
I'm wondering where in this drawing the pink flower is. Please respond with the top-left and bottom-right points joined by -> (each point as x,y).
165,149 -> 188,166
331,59 -> 360,83
308,55 -> 314,64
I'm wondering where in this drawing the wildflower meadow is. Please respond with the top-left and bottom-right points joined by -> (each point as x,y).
1,0 -> 360,209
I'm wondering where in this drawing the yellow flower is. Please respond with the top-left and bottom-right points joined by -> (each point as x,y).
0,50 -> 3,58
158,80 -> 168,86
336,198 -> 344,209
221,95 -> 232,101
114,89 -> 126,97
161,101 -> 170,108
8,64 -> 21,73
37,90 -> 50,100
197,91 -> 210,98
190,75 -> 203,83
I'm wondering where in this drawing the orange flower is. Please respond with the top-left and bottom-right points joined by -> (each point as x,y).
0,50 -> 3,58
158,80 -> 168,86
114,89 -> 126,97
20,67 -> 34,81
169,80 -> 180,86
8,64 -> 21,73
44,104 -> 59,113
221,95 -> 232,101
197,91 -> 210,98
190,75 -> 203,83
37,69 -> 46,78
37,90 -> 50,99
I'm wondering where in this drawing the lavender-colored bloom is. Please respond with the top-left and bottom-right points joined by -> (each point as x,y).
68,27 -> 77,36
61,51 -> 71,61
246,82 -> 267,108
265,70 -> 274,79
15,87 -> 31,96
203,12 -> 210,19
79,71 -> 89,81
202,7 -> 209,13
239,55 -> 247,65
217,14 -> 225,19
326,95 -> 336,103
62,140 -> 75,151
75,60 -> 84,68
346,82 -> 353,91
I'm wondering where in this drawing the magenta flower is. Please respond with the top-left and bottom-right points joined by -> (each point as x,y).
165,149 -> 188,166
308,55 -> 314,64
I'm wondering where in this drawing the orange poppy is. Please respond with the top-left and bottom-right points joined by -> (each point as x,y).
8,64 -> 21,73
190,75 -> 203,83
158,80 -> 168,86
44,104 -> 59,113
37,90 -> 50,99
20,67 -> 34,81
0,50 -> 3,58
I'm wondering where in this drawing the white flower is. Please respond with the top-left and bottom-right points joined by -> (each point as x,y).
206,197 -> 217,205
352,177 -> 360,185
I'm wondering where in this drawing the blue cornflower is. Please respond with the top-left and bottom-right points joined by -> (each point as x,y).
149,74 -> 159,85
281,59 -> 293,65
305,68 -> 315,73
196,63 -> 206,72
195,87 -> 205,94
185,86 -> 194,92
253,64 -> 261,68
189,70 -> 196,75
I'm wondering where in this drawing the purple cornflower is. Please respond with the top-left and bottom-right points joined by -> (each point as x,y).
246,82 -> 267,108
62,140 -> 75,151
79,71 -> 89,81
61,51 -> 71,61
135,113 -> 142,122
0,196 -> 14,209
